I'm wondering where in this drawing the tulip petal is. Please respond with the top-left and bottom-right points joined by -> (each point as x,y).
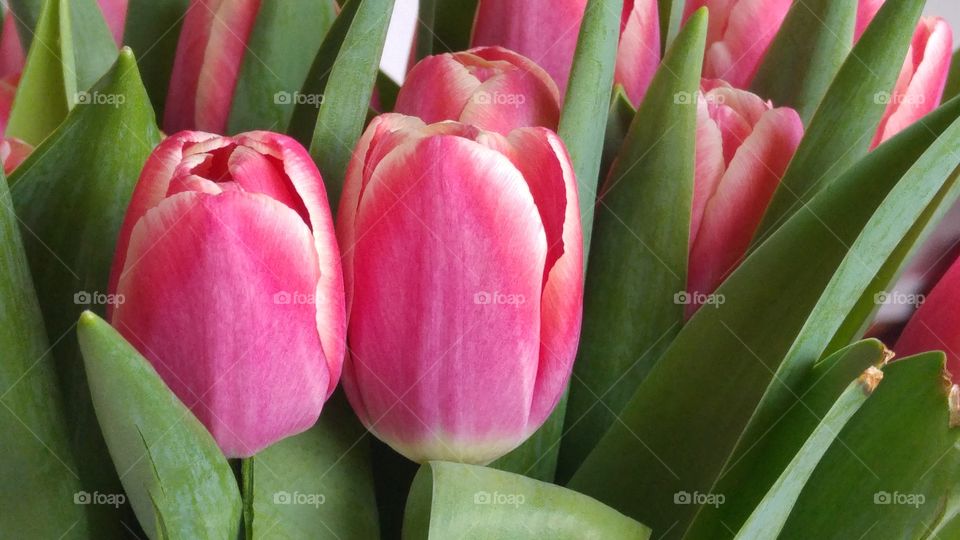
0,73 -> 18,136
0,10 -> 23,78
112,190 -> 329,457
896,256 -> 960,377
96,0 -> 129,45
614,0 -> 660,106
1,136 -> 31,174
394,54 -> 482,124
346,134 -> 547,463
855,0 -> 885,42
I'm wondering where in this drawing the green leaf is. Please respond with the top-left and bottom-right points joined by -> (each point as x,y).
415,0 -> 436,61
7,0 -> 118,145
600,86 -> 637,183
558,9 -> 705,482
124,0 -> 190,120
686,340 -> 888,536
77,312 -> 242,540
242,393 -> 379,539
227,0 -> 337,134
754,0 -> 924,240
0,172 -> 89,538
778,353 -> 960,538
567,86 -> 960,538
558,0 -> 624,256
403,462 -> 651,539
309,0 -> 395,208
8,0 -> 43,50
432,0 -> 476,53
944,49 -> 960,103
656,0 -> 684,53
10,47 -> 162,529
374,70 -> 401,113
750,0 -> 855,123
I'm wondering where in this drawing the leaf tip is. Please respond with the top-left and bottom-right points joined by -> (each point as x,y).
858,366 -> 884,395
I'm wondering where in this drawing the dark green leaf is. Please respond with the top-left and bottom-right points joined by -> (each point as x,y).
124,0 -> 190,120
751,0 -> 855,123
77,312 -> 242,539
227,0 -> 337,134
656,0 -> 684,53
403,462 -> 651,539
558,9 -> 705,482
599,86 -> 636,184
415,0 -> 436,61
374,70 -> 401,113
943,49 -> 960,103
432,0 -> 476,53
242,394 -> 379,540
8,0 -> 43,51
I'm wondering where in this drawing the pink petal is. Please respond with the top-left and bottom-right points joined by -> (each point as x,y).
0,10 -> 23,78
855,0 -> 885,42
0,136 -> 31,174
896,255 -> 960,378
0,72 -> 19,136
96,0 -> 129,45
690,90 -> 726,247
614,0 -> 660,106
112,191 -> 329,457
343,133 -> 548,463
394,54 -> 483,123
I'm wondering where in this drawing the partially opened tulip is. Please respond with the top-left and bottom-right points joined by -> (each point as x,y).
686,80 -> 804,315
108,130 -> 345,458
896,255 -> 960,378
164,0 -> 260,133
338,114 -> 583,464
394,46 -> 561,134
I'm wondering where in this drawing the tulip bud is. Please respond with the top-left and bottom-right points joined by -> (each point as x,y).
97,0 -> 129,45
896,255 -> 960,378
0,8 -> 23,79
683,0 -> 793,89
337,114 -> 583,464
164,0 -> 261,133
614,0 -> 660,106
687,80 -> 804,314
108,130 -> 345,458
394,46 -> 561,135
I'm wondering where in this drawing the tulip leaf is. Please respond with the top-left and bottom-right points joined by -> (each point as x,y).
558,0 -> 623,255
777,353 -> 960,538
7,0 -> 118,146
751,0 -> 855,124
309,0 -> 395,207
77,312 -> 242,540
686,339 -> 888,536
124,0 -> 190,120
9,47 -> 162,529
944,49 -> 960,103
227,0 -> 337,134
557,9 -> 705,482
415,0 -> 436,60
656,0 -> 684,53
600,86 -> 637,183
242,393 -> 380,540
375,70 -> 401,113
402,462 -> 651,539
0,173 -> 89,538
8,0 -> 42,50
754,0 -> 924,241
432,0 -> 477,53
567,85 -> 960,538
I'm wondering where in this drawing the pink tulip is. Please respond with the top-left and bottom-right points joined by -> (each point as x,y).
683,0 -> 793,90
337,114 -> 583,464
896,255 -> 960,378
614,0 -> 660,106
394,46 -> 561,135
0,136 -> 31,174
0,9 -> 23,79
97,0 -> 129,45
0,72 -> 19,136
164,0 -> 261,133
107,130 -> 345,458
871,17 -> 952,147
856,0 -> 885,42
686,80 -> 804,314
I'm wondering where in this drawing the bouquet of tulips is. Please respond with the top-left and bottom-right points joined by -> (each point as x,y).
3,0 -> 960,537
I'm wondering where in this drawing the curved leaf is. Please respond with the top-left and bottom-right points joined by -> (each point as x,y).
432,0 -> 476,53
124,0 -> 190,120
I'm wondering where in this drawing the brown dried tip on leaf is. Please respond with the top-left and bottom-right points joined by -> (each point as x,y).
858,366 -> 884,395
949,385 -> 960,429
881,345 -> 895,365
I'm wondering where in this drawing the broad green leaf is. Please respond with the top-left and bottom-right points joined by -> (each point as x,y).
227,0 -> 337,134
124,0 -> 189,120
686,339 -> 888,536
656,0 -> 684,52
558,9 -> 705,482
242,393 -> 379,540
778,353 -> 960,538
403,462 -> 651,539
415,0 -> 436,60
309,0 -> 395,207
944,49 -> 960,103
751,0 -> 855,123
375,70 -> 401,113
0,173 -> 89,538
77,312 -> 242,540
599,86 -> 636,183
7,0 -> 118,145
8,0 -> 42,50
567,90 -> 960,538
755,0 -> 924,241
432,0 -> 476,53
558,0 -> 624,256
10,47 -> 162,529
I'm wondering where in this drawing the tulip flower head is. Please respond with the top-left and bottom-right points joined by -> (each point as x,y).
896,255 -> 960,379
395,46 -> 561,135
108,131 -> 345,458
337,114 -> 583,464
